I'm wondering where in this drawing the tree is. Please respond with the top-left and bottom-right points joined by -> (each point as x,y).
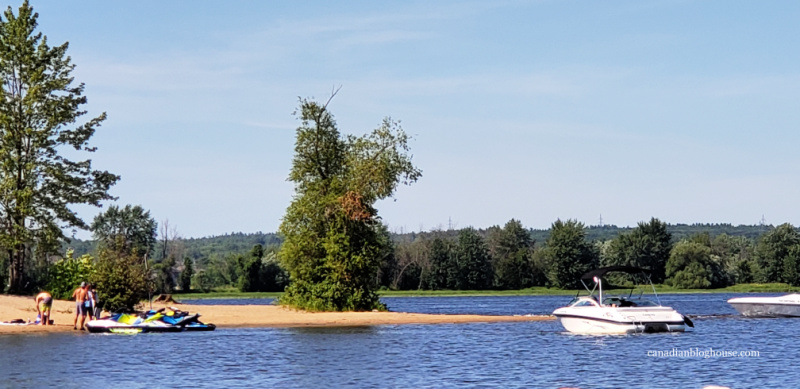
179,257 -> 193,292
487,219 -> 535,290
542,219 -> 597,289
454,227 -> 493,290
278,95 -> 421,311
422,237 -> 451,290
666,240 -> 724,289
91,205 -> 157,257
239,244 -> 264,292
390,239 -> 425,290
91,246 -> 151,312
604,218 -> 672,283
152,255 -> 176,294
260,250 -> 289,292
45,250 -> 94,299
0,2 -> 119,293
753,223 -> 800,284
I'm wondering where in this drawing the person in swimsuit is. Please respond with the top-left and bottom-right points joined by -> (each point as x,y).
90,285 -> 101,319
72,282 -> 89,330
86,283 -> 95,321
34,291 -> 53,326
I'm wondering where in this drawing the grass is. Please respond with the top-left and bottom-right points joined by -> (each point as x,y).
174,283 -> 800,300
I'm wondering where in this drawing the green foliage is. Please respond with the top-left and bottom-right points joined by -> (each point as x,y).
453,228 -> 492,290
179,257 -> 194,292
261,252 -> 290,292
542,220 -> 597,289
0,1 -> 119,293
754,223 -> 800,284
192,270 -> 214,293
421,237 -> 451,290
278,97 -> 421,311
236,245 -> 289,293
487,219 -> 537,289
45,251 -> 94,299
604,218 -> 672,283
91,205 -> 157,257
152,255 -> 176,294
91,248 -> 151,312
666,241 -> 724,289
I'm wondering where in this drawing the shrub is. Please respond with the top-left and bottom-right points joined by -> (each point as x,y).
46,251 -> 94,299
91,248 -> 151,312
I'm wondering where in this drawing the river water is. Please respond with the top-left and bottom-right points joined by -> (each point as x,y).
0,293 -> 795,388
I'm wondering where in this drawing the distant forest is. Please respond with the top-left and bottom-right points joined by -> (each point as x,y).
66,223 -> 772,260
56,222 -> 787,294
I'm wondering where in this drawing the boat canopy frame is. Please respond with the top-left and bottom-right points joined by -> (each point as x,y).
576,266 -> 663,307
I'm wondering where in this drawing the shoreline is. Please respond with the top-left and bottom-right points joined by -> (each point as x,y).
177,284 -> 800,300
0,295 -> 553,334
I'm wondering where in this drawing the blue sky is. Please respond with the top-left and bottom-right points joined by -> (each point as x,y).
25,0 -> 800,239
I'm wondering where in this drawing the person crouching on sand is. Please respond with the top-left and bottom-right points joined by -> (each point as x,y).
72,282 -> 89,330
35,291 -> 53,326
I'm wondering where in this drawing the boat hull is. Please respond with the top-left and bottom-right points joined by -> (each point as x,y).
555,314 -> 686,335
552,306 -> 688,335
728,295 -> 800,317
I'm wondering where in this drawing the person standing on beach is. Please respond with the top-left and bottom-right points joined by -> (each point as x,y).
72,282 -> 88,330
34,291 -> 53,326
90,285 -> 101,319
85,283 -> 95,321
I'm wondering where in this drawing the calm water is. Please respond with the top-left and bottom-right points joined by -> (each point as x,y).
1,294 -> 796,388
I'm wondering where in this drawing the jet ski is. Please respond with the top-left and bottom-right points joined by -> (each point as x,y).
86,307 -> 215,333
155,307 -> 217,331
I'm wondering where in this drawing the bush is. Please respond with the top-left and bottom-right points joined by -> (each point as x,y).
46,251 -> 94,299
91,248 -> 151,312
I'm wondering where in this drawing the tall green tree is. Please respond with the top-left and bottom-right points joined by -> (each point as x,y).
542,219 -> 597,289
91,205 -> 157,257
179,257 -> 193,292
665,240 -> 724,289
454,227 -> 493,290
604,218 -> 672,283
239,244 -> 264,292
422,237 -> 451,290
754,223 -> 800,284
278,96 -> 421,311
0,2 -> 119,293
487,219 -> 535,289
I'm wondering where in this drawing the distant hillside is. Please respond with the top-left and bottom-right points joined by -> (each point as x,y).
182,232 -> 282,260
63,223 -> 773,259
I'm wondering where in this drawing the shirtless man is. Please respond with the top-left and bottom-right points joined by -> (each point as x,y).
34,291 -> 53,326
72,282 -> 89,330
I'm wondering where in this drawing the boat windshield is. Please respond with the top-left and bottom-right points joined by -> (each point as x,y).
568,297 -> 600,307
602,296 -> 659,307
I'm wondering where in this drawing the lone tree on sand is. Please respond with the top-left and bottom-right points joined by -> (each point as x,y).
279,93 -> 421,311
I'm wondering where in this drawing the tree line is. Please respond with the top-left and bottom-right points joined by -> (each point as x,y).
29,217 -> 794,303
383,218 -> 800,291
2,2 -> 798,314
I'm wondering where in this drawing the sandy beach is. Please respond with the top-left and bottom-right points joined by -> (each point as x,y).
0,295 -> 552,334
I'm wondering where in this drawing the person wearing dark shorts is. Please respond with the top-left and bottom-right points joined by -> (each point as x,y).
72,282 -> 89,330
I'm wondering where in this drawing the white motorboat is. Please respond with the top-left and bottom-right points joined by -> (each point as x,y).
727,294 -> 800,317
552,266 -> 693,335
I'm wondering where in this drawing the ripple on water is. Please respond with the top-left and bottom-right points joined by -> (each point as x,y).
0,294 -> 797,388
